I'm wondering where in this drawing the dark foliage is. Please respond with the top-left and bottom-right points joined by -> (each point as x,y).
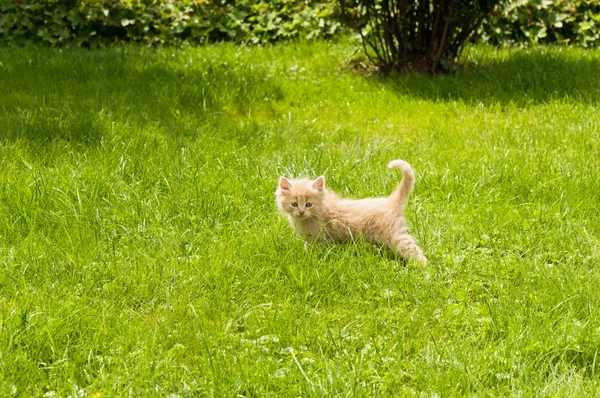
0,0 -> 342,47
480,0 -> 600,47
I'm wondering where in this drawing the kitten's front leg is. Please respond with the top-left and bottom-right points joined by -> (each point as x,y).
303,233 -> 327,250
303,234 -> 315,251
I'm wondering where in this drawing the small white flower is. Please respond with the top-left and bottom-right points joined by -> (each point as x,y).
274,369 -> 286,378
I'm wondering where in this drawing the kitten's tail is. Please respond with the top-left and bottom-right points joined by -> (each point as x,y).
387,159 -> 415,210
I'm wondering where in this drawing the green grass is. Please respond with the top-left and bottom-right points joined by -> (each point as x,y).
1,42 -> 600,396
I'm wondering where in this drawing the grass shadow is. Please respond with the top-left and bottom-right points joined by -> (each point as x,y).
0,45 -> 283,145
366,47 -> 600,106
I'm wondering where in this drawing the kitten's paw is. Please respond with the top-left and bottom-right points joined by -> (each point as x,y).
405,253 -> 427,267
394,234 -> 427,266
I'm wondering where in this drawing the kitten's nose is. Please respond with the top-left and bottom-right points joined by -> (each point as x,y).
299,210 -> 305,216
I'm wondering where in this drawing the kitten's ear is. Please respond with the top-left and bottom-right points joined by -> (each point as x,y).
279,177 -> 292,191
312,176 -> 325,191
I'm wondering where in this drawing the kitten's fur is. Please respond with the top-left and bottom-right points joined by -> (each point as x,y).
276,159 -> 427,265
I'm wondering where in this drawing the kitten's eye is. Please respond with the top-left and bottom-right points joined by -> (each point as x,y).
305,202 -> 313,208
291,202 -> 298,207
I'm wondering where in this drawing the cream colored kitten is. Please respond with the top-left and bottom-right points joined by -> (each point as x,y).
275,159 -> 427,265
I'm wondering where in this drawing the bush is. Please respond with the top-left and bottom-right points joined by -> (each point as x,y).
0,0 -> 342,46
480,0 -> 600,47
339,0 -> 500,74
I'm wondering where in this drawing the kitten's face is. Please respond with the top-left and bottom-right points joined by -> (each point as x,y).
276,176 -> 325,220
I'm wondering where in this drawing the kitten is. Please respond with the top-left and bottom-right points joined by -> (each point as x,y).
275,159 -> 427,265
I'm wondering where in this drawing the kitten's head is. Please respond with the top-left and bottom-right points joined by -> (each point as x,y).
275,176 -> 325,220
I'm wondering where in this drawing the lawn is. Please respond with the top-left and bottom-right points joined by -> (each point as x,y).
1,41 -> 599,396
